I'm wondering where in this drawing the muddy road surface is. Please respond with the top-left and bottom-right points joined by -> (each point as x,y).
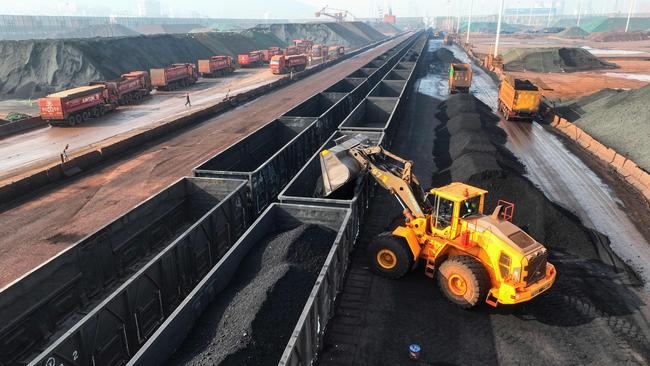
318,39 -> 650,366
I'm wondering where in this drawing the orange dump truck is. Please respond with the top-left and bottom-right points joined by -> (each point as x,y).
270,54 -> 307,74
448,63 -> 472,94
150,63 -> 198,90
498,76 -> 541,121
198,56 -> 234,77
92,71 -> 152,105
38,85 -> 118,126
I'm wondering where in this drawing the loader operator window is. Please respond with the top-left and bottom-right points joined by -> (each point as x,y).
461,196 -> 481,218
433,196 -> 454,230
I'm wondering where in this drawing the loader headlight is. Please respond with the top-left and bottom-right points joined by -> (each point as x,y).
512,267 -> 521,282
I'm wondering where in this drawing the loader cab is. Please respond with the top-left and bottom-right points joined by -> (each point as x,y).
426,182 -> 486,239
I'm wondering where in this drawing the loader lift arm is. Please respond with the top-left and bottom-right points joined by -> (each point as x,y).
320,135 -> 429,218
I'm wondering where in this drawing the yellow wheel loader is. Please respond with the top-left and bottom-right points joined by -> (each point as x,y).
320,135 -> 556,308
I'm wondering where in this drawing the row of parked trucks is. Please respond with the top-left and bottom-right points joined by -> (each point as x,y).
39,41 -> 346,126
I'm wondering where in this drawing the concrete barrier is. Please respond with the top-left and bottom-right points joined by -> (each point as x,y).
0,117 -> 46,139
550,116 -> 650,202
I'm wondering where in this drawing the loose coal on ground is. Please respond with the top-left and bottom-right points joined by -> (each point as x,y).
169,224 -> 336,366
318,41 -> 650,366
555,84 -> 650,172
501,47 -> 617,73
431,93 -> 650,363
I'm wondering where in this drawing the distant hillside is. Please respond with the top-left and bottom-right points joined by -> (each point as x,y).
0,31 -> 285,99
252,21 -> 386,47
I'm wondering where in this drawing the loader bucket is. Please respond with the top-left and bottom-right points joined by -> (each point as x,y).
319,135 -> 368,196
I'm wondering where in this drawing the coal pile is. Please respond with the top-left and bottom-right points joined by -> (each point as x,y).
58,24 -> 141,39
169,224 -> 336,366
252,21 -> 385,48
432,48 -> 461,64
433,94 -> 601,260
0,30 -> 285,99
556,26 -> 589,39
558,84 -> 650,172
501,47 -> 617,73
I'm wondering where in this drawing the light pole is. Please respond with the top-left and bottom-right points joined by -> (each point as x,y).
494,0 -> 505,58
625,0 -> 636,32
577,0 -> 583,27
466,0 -> 474,44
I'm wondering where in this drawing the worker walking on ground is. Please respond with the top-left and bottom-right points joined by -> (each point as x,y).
185,93 -> 191,107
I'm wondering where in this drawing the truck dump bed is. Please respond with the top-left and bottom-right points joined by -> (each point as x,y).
498,76 -> 541,120
46,85 -> 105,100
449,63 -> 472,93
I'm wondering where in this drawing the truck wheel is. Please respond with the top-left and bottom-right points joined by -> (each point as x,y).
67,116 -> 76,126
437,256 -> 491,309
74,114 -> 83,125
82,111 -> 90,121
368,232 -> 413,279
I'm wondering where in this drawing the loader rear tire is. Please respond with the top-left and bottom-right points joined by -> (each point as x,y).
438,256 -> 490,309
368,233 -> 413,279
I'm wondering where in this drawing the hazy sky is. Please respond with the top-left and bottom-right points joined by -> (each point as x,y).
1,0 -> 649,18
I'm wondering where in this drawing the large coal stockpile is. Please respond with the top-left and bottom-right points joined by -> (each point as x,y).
169,224 -> 336,366
0,30 -> 285,99
501,47 -> 617,73
252,21 -> 384,49
557,84 -> 650,172
434,94 -> 601,260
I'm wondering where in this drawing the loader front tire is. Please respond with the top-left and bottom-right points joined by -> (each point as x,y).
368,233 -> 413,279
438,256 -> 490,309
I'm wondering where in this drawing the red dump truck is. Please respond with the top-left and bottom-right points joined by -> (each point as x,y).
92,71 -> 152,105
284,46 -> 301,56
328,45 -> 345,59
38,85 -> 118,126
270,54 -> 308,74
311,45 -> 329,60
261,47 -> 283,63
293,39 -> 314,49
237,51 -> 264,68
150,63 -> 198,90
198,56 -> 235,77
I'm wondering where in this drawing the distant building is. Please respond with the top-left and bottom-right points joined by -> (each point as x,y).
137,0 -> 162,18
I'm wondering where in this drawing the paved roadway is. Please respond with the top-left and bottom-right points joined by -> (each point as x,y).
0,33 -> 411,288
0,68 -> 280,182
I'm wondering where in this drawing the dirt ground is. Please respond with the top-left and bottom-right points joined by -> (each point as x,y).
0,34 -> 409,288
469,33 -> 650,57
468,34 -> 650,99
